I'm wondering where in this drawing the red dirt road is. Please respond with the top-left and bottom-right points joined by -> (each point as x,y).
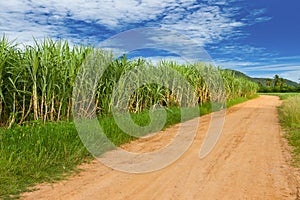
22,95 -> 300,199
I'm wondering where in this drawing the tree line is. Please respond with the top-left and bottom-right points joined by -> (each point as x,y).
258,75 -> 300,93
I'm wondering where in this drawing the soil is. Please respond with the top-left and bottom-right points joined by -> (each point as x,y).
22,95 -> 300,200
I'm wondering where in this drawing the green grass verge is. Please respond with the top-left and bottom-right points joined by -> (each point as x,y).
0,95 -> 257,199
226,94 -> 259,108
259,92 -> 300,100
278,94 -> 300,166
0,122 -> 91,199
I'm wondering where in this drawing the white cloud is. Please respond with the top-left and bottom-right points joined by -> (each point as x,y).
281,70 -> 300,83
99,28 -> 213,63
216,60 -> 261,68
251,8 -> 267,16
272,55 -> 300,61
0,0 -> 250,46
254,16 -> 272,23
160,4 -> 247,47
2,0 -> 288,81
240,8 -> 272,25
214,57 -> 300,82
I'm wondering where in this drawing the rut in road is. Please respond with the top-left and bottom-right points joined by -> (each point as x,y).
22,95 -> 300,200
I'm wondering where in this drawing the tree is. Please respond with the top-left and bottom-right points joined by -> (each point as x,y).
279,78 -> 286,88
274,74 -> 280,87
266,78 -> 272,87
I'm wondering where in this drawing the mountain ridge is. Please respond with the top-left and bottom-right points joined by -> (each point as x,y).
224,69 -> 299,87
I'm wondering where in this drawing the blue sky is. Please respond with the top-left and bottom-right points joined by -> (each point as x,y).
0,0 -> 299,81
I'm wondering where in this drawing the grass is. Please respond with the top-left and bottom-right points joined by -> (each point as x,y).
0,35 -> 259,198
0,122 -> 91,199
226,94 -> 259,107
278,94 -> 300,166
259,92 -> 300,100
0,94 -> 256,199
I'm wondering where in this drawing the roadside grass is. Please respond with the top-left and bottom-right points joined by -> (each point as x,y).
226,94 -> 259,108
259,92 -> 299,100
0,95 -> 257,199
278,94 -> 300,166
0,122 -> 91,199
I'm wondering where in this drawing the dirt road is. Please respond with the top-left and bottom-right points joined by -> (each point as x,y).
22,95 -> 300,199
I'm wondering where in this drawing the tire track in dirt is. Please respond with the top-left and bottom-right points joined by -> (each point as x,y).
22,95 -> 300,200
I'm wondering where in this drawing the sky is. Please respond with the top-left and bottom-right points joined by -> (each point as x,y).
0,0 -> 299,82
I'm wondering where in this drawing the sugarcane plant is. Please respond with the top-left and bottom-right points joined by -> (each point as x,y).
0,36 -> 258,127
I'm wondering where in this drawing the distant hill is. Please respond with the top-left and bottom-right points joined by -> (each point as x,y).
223,69 -> 299,87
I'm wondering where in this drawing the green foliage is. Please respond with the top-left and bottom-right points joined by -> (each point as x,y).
0,35 -> 259,198
278,94 -> 300,166
0,36 -> 92,127
260,93 -> 299,100
226,94 -> 259,108
258,75 -> 300,93
0,122 -> 91,199
0,36 -> 258,127
220,70 -> 259,100
0,95 -> 257,198
279,95 -> 300,128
